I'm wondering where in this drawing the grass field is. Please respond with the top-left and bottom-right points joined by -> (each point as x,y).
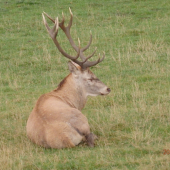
1,0 -> 170,169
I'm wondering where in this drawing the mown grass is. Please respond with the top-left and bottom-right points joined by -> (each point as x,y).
1,0 -> 170,169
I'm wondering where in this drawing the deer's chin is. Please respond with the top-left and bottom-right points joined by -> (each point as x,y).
100,89 -> 111,96
100,92 -> 109,96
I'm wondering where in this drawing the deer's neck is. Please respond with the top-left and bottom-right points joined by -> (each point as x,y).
53,74 -> 87,110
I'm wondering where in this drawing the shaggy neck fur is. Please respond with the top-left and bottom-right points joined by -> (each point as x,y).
52,73 -> 87,110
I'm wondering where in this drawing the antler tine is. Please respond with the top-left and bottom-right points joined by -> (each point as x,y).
43,12 -> 55,23
73,38 -> 81,61
42,13 -> 56,37
42,13 -> 80,61
82,47 -> 97,63
68,7 -> 73,29
99,51 -> 105,63
59,12 -> 65,29
82,32 -> 92,52
59,8 -> 79,52
42,13 -> 58,39
82,52 -> 105,69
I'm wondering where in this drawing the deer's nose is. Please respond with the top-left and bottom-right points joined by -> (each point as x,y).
107,88 -> 111,93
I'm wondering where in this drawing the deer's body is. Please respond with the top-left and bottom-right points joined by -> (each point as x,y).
26,9 -> 110,148
27,73 -> 89,148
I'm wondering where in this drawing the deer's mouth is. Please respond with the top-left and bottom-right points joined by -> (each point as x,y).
100,88 -> 111,96
100,92 -> 109,96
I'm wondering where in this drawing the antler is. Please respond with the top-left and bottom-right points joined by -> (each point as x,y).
42,8 -> 105,70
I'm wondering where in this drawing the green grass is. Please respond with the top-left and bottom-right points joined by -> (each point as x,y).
1,0 -> 170,169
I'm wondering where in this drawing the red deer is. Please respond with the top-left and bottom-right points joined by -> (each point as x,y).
26,8 -> 111,149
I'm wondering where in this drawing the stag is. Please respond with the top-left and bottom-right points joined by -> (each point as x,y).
26,8 -> 111,148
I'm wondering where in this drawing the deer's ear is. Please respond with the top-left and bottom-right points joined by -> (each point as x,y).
68,61 -> 81,75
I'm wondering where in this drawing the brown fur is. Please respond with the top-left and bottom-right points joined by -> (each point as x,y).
27,73 -> 94,148
55,75 -> 68,91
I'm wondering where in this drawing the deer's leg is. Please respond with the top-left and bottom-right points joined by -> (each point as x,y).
68,109 -> 98,147
73,127 -> 98,147
86,133 -> 98,147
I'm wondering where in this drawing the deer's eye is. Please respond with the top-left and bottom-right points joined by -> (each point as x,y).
88,78 -> 99,82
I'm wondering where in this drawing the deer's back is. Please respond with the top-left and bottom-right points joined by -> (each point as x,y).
26,93 -> 88,148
